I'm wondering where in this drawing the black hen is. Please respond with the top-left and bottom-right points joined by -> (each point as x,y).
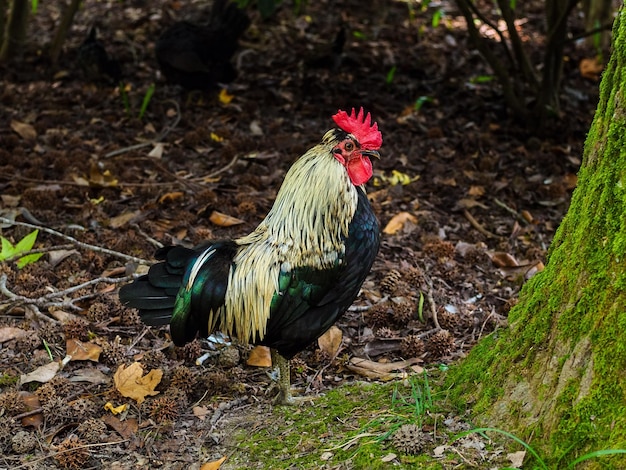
120,108 -> 382,403
155,0 -> 250,90
77,26 -> 122,83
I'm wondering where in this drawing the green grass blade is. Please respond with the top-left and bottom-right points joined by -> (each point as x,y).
568,449 -> 626,467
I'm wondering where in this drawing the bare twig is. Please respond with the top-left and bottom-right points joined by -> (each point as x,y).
104,99 -> 181,158
494,198 -> 528,224
0,274 -> 135,311
196,154 -> 240,182
462,209 -> 498,239
11,440 -> 129,470
0,217 -> 150,265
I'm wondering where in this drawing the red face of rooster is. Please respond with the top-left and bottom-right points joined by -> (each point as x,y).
332,136 -> 379,186
331,107 -> 383,186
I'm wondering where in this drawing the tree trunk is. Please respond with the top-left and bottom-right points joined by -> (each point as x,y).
447,6 -> 626,468
0,0 -> 29,63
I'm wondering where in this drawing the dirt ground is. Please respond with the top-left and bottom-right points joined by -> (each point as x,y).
0,0 -> 600,468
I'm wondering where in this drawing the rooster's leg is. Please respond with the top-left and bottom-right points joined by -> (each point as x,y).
270,349 -> 297,405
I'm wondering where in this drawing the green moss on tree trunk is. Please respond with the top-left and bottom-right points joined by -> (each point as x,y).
447,9 -> 626,468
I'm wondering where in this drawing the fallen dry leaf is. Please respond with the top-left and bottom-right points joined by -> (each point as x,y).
148,142 -> 165,158
247,345 -> 272,367
109,210 -> 141,228
346,357 -> 423,380
104,402 -> 128,415
383,212 -> 417,235
489,251 -> 519,267
89,162 -> 118,187
201,456 -> 227,470
193,405 -> 210,421
579,57 -> 604,80
0,326 -> 28,342
317,326 -> 342,357
66,338 -> 102,362
102,414 -> 138,439
158,191 -> 185,204
20,361 -> 60,385
10,120 -> 37,140
507,450 -> 526,468
113,362 -> 162,404
209,210 -> 245,227
69,367 -> 110,384
468,185 -> 485,197
19,392 -> 43,428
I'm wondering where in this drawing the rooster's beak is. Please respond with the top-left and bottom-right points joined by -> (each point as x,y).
361,150 -> 380,159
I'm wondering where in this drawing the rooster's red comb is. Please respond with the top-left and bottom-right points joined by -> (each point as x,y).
332,107 -> 382,150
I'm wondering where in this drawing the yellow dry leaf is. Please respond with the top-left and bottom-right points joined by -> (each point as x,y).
109,210 -> 141,228
383,212 -> 418,235
373,170 -> 419,187
66,338 -> 102,362
158,191 -> 185,204
468,185 -> 485,197
210,132 -> 224,142
218,88 -> 234,105
247,346 -> 272,367
209,210 -> 245,227
10,120 -> 37,140
317,326 -> 342,357
104,402 -> 128,415
201,456 -> 227,470
579,57 -> 604,80
113,362 -> 162,404
89,162 -> 118,187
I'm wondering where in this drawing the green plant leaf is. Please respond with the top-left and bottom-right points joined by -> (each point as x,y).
0,230 -> 44,269
386,66 -> 397,84
432,9 -> 443,28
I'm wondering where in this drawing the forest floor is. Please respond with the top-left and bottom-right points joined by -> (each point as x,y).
0,0 -> 602,468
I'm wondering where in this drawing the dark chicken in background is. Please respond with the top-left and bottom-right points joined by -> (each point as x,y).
77,26 -> 122,83
155,0 -> 250,90
120,108 -> 382,404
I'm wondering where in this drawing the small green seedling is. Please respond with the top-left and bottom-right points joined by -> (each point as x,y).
139,83 -> 156,120
0,229 -> 44,268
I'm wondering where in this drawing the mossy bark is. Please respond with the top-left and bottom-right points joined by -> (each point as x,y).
447,8 -> 626,468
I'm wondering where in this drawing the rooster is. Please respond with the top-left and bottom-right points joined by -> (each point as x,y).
155,0 -> 249,90
120,108 -> 382,403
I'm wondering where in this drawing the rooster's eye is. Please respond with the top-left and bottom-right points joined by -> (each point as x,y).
345,141 -> 354,151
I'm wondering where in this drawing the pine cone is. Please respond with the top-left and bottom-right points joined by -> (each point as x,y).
381,269 -> 402,295
146,395 -> 180,422
77,418 -> 108,444
438,310 -> 461,330
423,239 -> 455,260
141,349 -> 167,371
200,371 -> 231,395
0,390 -> 25,415
392,298 -> 415,325
376,327 -> 395,338
179,340 -> 202,363
392,424 -> 427,455
70,398 -> 96,419
43,396 -> 74,426
98,336 -> 126,366
404,266 -> 424,288
86,302 -> 109,323
400,335 -> 425,358
63,319 -> 90,341
368,302 -> 393,328
426,329 -> 455,357
55,435 -> 90,469
169,366 -> 198,396
11,431 -> 37,454
0,418 -> 18,453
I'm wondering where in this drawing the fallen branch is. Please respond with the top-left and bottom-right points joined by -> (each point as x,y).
0,274 -> 135,311
0,217 -> 150,265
